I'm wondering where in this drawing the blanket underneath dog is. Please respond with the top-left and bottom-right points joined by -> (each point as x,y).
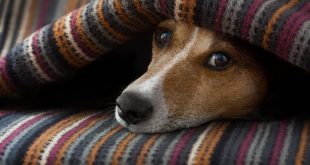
1,0 -> 310,97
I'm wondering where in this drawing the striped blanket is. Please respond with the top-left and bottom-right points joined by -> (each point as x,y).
1,0 -> 310,164
1,110 -> 310,165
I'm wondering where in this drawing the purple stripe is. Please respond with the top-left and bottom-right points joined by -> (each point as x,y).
35,0 -> 50,30
32,32 -> 58,80
241,0 -> 265,40
276,1 -> 310,59
269,121 -> 288,165
0,112 -> 15,118
169,129 -> 196,165
0,58 -> 17,91
214,0 -> 229,32
159,0 -> 168,16
46,113 -> 102,165
0,113 -> 49,154
236,122 -> 258,165
70,10 -> 96,58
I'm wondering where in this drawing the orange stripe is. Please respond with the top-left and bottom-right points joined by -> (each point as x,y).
87,125 -> 123,165
133,0 -> 159,25
97,0 -> 128,42
55,113 -> 109,165
262,0 -> 299,48
193,123 -> 224,164
114,0 -> 146,31
64,0 -> 79,14
76,7 -> 104,56
112,133 -> 137,164
137,135 -> 160,165
23,1 -> 37,38
295,121 -> 310,165
23,112 -> 91,165
203,122 -> 229,164
53,17 -> 88,67
187,0 -> 196,24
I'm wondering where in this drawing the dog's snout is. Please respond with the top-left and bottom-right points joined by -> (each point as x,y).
116,92 -> 153,125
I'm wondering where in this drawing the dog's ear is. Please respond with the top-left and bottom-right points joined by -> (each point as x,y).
253,50 -> 310,119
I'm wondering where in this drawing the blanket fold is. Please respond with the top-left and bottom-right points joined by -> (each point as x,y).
1,0 -> 310,98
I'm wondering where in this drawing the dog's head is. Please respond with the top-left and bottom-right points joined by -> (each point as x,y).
115,20 -> 269,133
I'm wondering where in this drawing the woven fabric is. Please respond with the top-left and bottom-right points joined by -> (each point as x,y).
1,0 -> 310,97
0,110 -> 309,165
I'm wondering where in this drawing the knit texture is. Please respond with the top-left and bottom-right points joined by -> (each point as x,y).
1,0 -> 310,97
0,110 -> 310,165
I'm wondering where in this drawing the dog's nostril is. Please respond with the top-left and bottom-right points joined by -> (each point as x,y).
116,92 -> 153,125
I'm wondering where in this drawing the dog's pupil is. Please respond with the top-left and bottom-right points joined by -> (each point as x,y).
214,54 -> 228,66
155,28 -> 171,48
206,52 -> 231,70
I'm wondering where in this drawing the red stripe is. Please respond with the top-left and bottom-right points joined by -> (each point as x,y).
159,0 -> 168,16
269,121 -> 288,165
276,1 -> 310,59
241,0 -> 265,40
70,10 -> 96,58
214,0 -> 229,32
236,122 -> 258,165
32,32 -> 58,80
46,113 -> 102,165
169,129 -> 196,165
0,113 -> 50,154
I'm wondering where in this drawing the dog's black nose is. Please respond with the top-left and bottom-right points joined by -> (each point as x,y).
116,92 -> 153,125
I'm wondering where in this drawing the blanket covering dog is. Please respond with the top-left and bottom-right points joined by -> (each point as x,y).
1,0 -> 310,164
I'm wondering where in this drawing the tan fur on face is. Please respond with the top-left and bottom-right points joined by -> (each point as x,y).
157,20 -> 268,126
116,19 -> 269,132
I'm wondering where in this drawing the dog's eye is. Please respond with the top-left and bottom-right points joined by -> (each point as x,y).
205,52 -> 232,70
154,28 -> 172,48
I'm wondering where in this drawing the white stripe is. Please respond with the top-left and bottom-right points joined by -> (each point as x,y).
279,120 -> 295,165
288,20 -> 310,65
244,123 -> 267,165
0,0 -> 10,35
0,113 -> 42,143
174,0 -> 183,21
27,34 -> 53,81
248,0 -> 277,43
187,123 -> 216,164
64,13 -> 95,62
0,1 -> 22,56
39,112 -> 99,165
253,124 -> 272,164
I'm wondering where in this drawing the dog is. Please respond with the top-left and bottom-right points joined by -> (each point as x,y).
115,19 -> 310,133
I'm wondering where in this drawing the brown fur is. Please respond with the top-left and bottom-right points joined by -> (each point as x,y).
156,20 -> 269,120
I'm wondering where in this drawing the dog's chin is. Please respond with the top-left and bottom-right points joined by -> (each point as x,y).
114,107 -> 209,133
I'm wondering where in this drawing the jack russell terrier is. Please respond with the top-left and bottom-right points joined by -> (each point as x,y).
115,19 -> 309,133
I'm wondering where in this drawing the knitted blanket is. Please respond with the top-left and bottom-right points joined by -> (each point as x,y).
1,0 -> 310,165
1,109 -> 310,165
1,0 -> 310,97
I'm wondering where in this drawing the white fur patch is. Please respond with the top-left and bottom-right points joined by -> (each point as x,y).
115,28 -> 199,132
